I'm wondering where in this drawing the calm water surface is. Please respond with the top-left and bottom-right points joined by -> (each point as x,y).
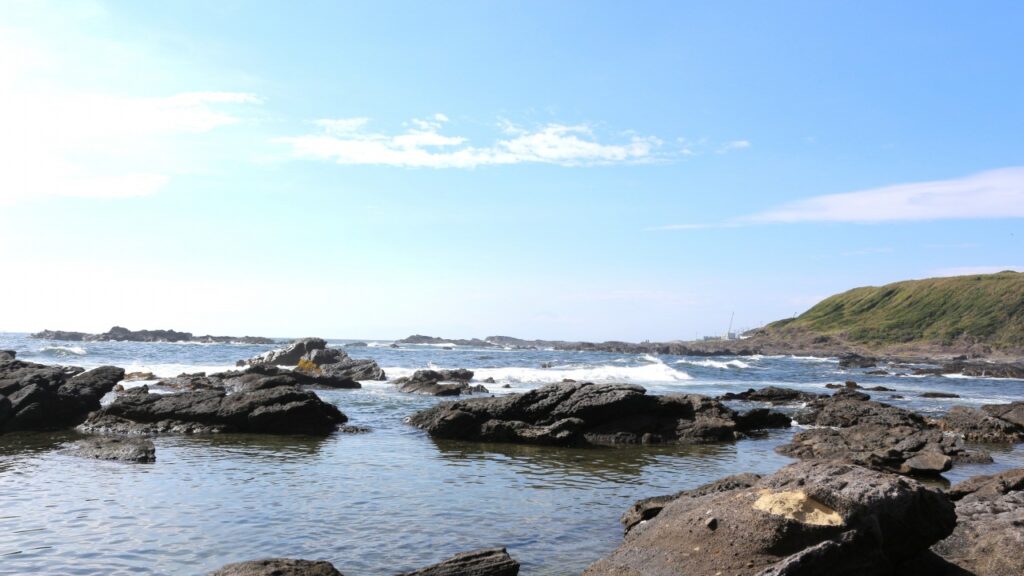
1,333 -> 1022,575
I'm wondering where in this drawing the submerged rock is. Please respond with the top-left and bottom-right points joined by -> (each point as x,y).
396,548 -> 520,576
0,359 -> 124,433
78,385 -> 347,436
393,369 -> 488,396
66,436 -> 156,463
407,381 -> 790,446
209,558 -> 342,576
585,460 -> 956,576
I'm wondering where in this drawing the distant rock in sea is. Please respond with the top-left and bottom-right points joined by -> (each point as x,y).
237,338 -> 385,381
31,326 -> 275,345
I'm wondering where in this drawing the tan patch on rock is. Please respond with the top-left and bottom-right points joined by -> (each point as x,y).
752,489 -> 844,526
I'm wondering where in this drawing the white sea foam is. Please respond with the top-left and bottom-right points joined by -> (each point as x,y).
676,359 -> 751,369
943,373 -> 1024,382
39,345 -> 87,356
381,357 -> 693,387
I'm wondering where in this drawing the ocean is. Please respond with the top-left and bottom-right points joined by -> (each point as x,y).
1,333 -> 1022,575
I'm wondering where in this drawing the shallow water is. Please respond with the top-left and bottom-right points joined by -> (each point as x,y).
1,333 -> 1023,574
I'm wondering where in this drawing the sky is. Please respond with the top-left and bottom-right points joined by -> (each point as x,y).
1,0 -> 1023,341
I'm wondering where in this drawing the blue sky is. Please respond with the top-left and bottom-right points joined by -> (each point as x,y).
1,0 -> 1022,340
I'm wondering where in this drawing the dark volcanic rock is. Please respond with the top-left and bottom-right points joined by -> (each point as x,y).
780,395 -> 988,475
77,385 -> 347,436
0,350 -> 15,361
32,327 -> 273,345
913,361 -> 1024,379
838,353 -> 878,369
921,391 -> 960,398
239,339 -> 386,381
396,548 -> 520,576
407,382 -> 790,446
0,359 -> 124,433
621,473 -> 763,534
66,436 -> 156,463
935,406 -> 1024,443
585,460 -> 956,576
982,401 -> 1024,428
239,337 -> 328,367
904,469 -> 1024,576
209,558 -> 342,576
394,369 -> 486,396
719,386 -> 820,404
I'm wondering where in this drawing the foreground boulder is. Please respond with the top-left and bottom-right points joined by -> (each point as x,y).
1,358 -> 124,433
66,436 -> 156,463
778,392 -> 990,475
394,369 -> 488,396
209,558 -> 342,576
396,548 -> 519,576
238,338 -> 385,381
407,381 -> 790,446
585,460 -> 956,576
78,385 -> 346,435
903,469 -> 1024,576
621,472 -> 762,534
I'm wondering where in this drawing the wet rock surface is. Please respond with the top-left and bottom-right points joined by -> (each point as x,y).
0,358 -> 124,433
78,385 -> 347,436
209,558 -> 343,576
65,436 -> 156,463
585,460 -> 956,576
407,382 -> 790,446
779,393 -> 991,475
395,547 -> 520,576
394,369 -> 489,396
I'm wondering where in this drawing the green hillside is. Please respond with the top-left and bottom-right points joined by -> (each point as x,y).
767,271 -> 1024,350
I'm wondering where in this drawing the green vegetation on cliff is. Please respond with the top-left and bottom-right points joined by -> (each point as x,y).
767,271 -> 1024,350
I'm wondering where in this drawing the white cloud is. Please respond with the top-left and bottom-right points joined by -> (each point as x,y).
277,115 -> 664,168
0,31 -> 260,205
718,140 -> 751,153
930,266 -> 1023,277
747,167 -> 1024,223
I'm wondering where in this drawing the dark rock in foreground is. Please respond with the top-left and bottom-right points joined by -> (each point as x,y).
934,405 -> 1024,444
209,558 -> 342,576
66,436 -> 156,463
407,382 -> 790,446
778,393 -> 991,475
157,365 -> 362,392
396,548 -> 520,576
394,369 -> 488,396
903,469 -> 1024,576
238,338 -> 385,381
208,548 -> 520,576
31,326 -> 274,345
78,385 -> 347,436
1,357 -> 124,433
621,472 -> 762,534
585,460 -> 956,576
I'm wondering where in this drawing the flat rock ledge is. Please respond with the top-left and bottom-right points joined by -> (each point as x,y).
777,391 -> 998,475
209,548 -> 519,576
65,436 -> 156,463
407,381 -> 790,447
585,460 -> 955,576
237,338 -> 386,381
394,369 -> 489,396
155,364 -> 362,392
78,385 -> 347,436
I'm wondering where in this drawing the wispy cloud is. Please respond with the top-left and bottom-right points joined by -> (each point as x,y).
930,265 -> 1023,277
718,140 -> 751,154
651,167 -> 1024,230
746,167 -> 1024,223
277,115 -> 666,168
0,31 -> 260,205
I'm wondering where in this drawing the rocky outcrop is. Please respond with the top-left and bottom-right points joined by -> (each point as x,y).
393,369 -> 488,396
586,460 -> 955,576
838,353 -> 878,369
0,350 -> 16,361
238,339 -> 385,381
209,558 -> 342,576
913,361 -> 1024,379
778,393 -> 990,475
903,469 -> 1024,576
77,385 -> 347,436
31,326 -> 274,345
396,548 -> 520,576
934,406 -> 1024,443
1,358 -> 124,433
621,473 -> 763,534
153,364 -> 361,392
66,436 -> 156,463
982,401 -> 1024,427
407,382 -> 790,447
719,386 -> 820,404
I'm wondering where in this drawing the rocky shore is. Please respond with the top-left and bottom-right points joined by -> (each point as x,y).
31,326 -> 275,345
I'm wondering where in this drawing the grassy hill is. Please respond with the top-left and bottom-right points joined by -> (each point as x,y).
764,271 -> 1024,352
